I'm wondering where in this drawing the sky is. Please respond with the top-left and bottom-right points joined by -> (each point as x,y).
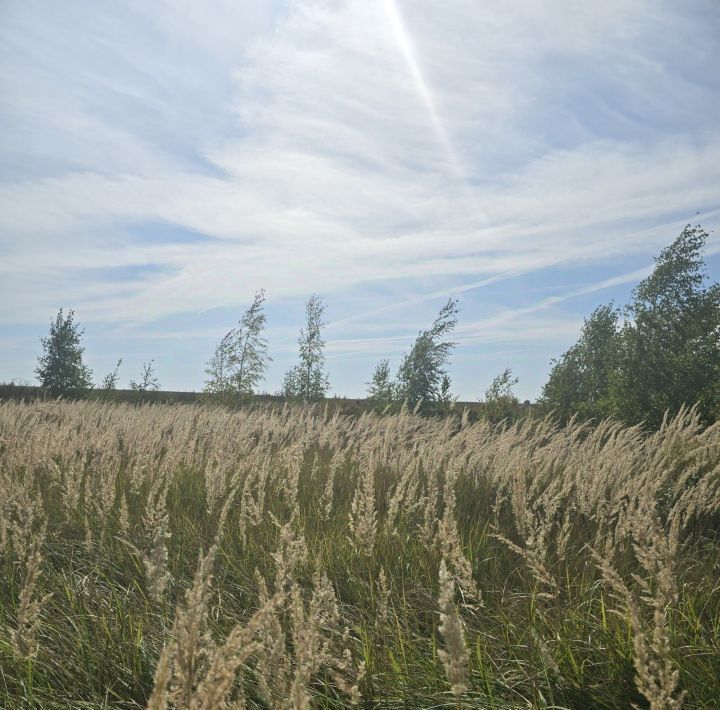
1,0 -> 719,401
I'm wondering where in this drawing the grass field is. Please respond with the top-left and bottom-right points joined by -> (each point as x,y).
1,399 -> 719,708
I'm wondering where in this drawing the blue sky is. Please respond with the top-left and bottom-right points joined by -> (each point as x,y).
1,0 -> 719,400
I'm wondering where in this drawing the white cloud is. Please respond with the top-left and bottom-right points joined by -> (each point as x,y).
326,316 -> 582,359
0,0 -> 718,327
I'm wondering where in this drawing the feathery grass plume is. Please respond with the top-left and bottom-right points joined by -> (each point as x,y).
144,515 -> 171,603
437,464 -> 481,604
592,508 -> 686,710
419,462 -> 440,544
271,520 -> 309,591
665,417 -> 720,530
290,569 -> 363,708
96,448 -> 122,516
437,559 -> 469,700
146,643 -> 173,710
191,592 -> 284,710
319,450 -> 342,521
375,566 -> 391,628
491,519 -> 558,600
349,453 -> 377,556
510,460 -> 530,539
556,509 -> 573,560
253,562 -> 363,708
174,544 -> 218,701
0,490 -> 7,550
143,473 -> 170,538
5,483 -> 42,564
118,488 -> 130,533
80,447 -> 122,547
631,509 -> 687,710
289,582 -> 315,709
386,458 -> 420,534
253,570 -> 291,705
147,571 -> 283,710
238,456 -> 269,544
401,457 -> 423,514
84,508 -> 94,552
319,461 -> 335,521
10,529 -> 49,661
280,443 -> 303,521
204,455 -> 230,514
147,543 -> 218,708
50,454 -> 84,518
215,477 -> 243,541
1,398 -> 720,708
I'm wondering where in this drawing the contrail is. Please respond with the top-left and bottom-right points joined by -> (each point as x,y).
383,0 -> 464,179
325,272 -> 514,331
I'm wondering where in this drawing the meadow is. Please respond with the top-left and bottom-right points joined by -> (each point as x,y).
1,399 -> 719,709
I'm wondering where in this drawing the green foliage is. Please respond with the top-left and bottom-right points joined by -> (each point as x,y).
438,373 -> 456,414
366,359 -> 395,408
129,360 -> 160,392
395,298 -> 460,413
483,367 -> 520,422
204,330 -> 236,395
35,308 -> 93,396
283,294 -> 330,401
541,304 -> 620,423
204,290 -> 272,397
100,358 -> 123,392
542,225 -> 720,426
612,225 -> 720,426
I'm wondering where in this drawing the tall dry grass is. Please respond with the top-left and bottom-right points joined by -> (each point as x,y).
0,399 -> 719,708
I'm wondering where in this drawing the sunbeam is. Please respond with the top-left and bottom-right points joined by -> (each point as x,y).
383,0 -> 463,178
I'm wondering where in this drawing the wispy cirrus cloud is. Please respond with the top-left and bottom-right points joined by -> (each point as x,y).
0,0 -> 718,395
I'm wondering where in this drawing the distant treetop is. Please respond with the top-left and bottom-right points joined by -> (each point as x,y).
36,308 -> 93,397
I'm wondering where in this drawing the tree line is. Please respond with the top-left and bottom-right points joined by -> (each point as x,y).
28,224 -> 720,427
541,224 -> 719,427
